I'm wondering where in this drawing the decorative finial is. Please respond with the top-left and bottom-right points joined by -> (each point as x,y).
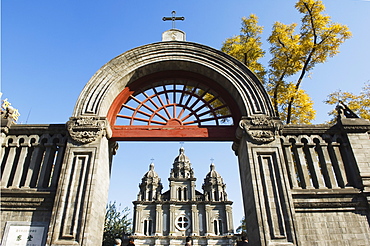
179,147 -> 185,154
149,162 -> 155,170
180,141 -> 184,147
162,10 -> 185,29
336,100 -> 359,119
1,98 -> 20,123
150,157 -> 155,163
210,157 -> 214,163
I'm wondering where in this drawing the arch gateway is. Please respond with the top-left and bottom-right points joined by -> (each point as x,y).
1,30 -> 370,246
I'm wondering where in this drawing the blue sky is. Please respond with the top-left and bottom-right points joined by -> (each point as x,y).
2,0 -> 369,229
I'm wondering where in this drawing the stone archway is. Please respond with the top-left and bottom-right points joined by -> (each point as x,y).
47,41 -> 297,246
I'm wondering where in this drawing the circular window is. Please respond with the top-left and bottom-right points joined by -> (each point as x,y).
175,215 -> 190,231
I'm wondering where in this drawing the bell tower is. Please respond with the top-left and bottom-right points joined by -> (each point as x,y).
169,147 -> 196,202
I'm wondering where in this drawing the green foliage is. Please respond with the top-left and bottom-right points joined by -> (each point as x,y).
221,0 -> 351,124
236,217 -> 247,236
103,201 -> 132,246
324,82 -> 370,123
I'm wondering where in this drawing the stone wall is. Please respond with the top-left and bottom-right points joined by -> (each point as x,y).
296,211 -> 370,245
1,120 -> 369,246
283,122 -> 370,246
0,124 -> 67,242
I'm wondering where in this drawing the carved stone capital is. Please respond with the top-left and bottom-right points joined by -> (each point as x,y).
67,117 -> 111,144
239,116 -> 283,144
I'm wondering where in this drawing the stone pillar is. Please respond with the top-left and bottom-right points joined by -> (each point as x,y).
205,205 -> 212,235
135,206 -> 143,234
10,137 -> 30,188
191,204 -> 199,235
170,183 -> 175,201
306,143 -> 326,188
50,142 -> 66,188
318,142 -> 338,188
47,117 -> 113,246
294,143 -> 314,189
282,142 -> 300,189
1,141 -> 18,187
169,205 -> 176,235
155,204 -> 163,235
191,181 -> 196,201
37,142 -> 55,188
236,116 -> 298,246
225,204 -> 233,234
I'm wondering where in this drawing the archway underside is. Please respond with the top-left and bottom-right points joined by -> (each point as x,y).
108,71 -> 241,141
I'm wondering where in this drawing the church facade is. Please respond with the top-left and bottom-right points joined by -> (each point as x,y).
131,147 -> 234,246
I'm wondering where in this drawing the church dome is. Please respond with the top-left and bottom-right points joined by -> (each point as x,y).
173,147 -> 190,163
203,162 -> 228,201
143,163 -> 159,179
170,147 -> 194,179
138,162 -> 163,201
141,162 -> 162,186
206,163 -> 222,179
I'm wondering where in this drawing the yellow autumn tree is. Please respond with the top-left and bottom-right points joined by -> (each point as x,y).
267,22 -> 306,121
221,14 -> 266,81
221,0 -> 351,124
324,82 -> 370,123
282,0 -> 352,124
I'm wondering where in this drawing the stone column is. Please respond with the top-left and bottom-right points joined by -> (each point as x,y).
225,204 -> 233,234
135,205 -> 143,234
319,142 -> 338,188
37,142 -> 55,188
23,140 -> 42,188
1,141 -> 18,187
331,142 -> 349,188
236,116 -> 298,246
170,183 -> 175,201
169,205 -> 176,235
191,204 -> 199,235
191,181 -> 196,201
294,143 -> 314,189
155,204 -> 163,235
10,137 -> 30,188
47,117 -> 113,246
282,142 -> 300,189
205,205 -> 212,235
306,143 -> 326,188
50,142 -> 66,188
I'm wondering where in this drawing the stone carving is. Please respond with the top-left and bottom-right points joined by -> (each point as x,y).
67,117 -> 111,144
1,98 -> 20,134
239,116 -> 283,144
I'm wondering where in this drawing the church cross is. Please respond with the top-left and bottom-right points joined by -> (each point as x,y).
163,11 -> 185,29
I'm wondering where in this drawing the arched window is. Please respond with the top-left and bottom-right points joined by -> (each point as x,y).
183,187 -> 187,200
213,219 -> 223,235
218,219 -> 223,235
148,190 -> 152,201
144,219 -> 152,236
178,188 -> 182,201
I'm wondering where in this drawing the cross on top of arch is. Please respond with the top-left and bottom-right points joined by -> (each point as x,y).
162,11 -> 185,29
